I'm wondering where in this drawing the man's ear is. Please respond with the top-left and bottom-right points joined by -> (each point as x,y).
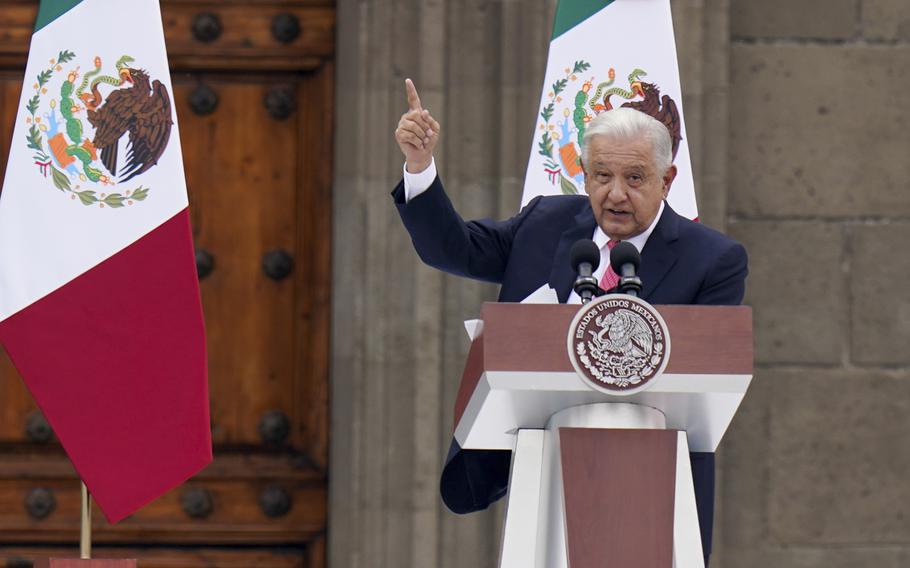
662,165 -> 677,198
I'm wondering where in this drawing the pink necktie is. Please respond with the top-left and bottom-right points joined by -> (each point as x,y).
598,240 -> 620,292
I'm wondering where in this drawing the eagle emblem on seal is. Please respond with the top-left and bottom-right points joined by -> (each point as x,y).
591,309 -> 654,361
567,295 -> 671,394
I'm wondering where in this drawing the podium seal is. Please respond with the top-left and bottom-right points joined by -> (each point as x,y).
567,294 -> 671,395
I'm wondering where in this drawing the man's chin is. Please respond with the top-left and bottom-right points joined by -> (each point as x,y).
599,221 -> 634,241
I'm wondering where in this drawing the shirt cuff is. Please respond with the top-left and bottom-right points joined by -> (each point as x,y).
403,157 -> 437,202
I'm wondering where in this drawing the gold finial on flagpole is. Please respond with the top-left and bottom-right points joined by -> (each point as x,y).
80,481 -> 92,559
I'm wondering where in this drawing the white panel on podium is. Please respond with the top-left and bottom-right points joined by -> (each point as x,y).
455,370 -> 750,453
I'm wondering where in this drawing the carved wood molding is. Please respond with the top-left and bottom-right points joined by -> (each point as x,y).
0,1 -> 335,72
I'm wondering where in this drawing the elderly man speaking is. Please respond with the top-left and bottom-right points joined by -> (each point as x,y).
391,79 -> 747,564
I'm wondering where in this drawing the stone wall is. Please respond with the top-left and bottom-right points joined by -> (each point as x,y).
330,0 -> 910,566
716,0 -> 910,565
330,2 -> 554,565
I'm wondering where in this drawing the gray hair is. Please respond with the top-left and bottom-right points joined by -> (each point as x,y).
581,108 -> 673,174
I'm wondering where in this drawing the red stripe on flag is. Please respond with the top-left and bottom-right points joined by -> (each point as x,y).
0,208 -> 211,522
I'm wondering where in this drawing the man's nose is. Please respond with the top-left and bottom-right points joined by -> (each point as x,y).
605,182 -> 627,202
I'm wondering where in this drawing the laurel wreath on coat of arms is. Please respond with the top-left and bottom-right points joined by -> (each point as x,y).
23,49 -> 173,209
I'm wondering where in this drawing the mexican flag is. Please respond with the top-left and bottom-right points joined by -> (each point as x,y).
0,0 -> 211,522
521,0 -> 698,220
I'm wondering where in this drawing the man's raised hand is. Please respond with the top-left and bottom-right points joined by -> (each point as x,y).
395,78 -> 440,174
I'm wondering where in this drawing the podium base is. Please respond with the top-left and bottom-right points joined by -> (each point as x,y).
498,402 -> 705,568
35,560 -> 137,567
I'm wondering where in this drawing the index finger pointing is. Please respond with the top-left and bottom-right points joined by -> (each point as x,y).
405,78 -> 422,111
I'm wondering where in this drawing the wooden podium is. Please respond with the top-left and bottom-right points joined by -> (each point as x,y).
454,302 -> 752,568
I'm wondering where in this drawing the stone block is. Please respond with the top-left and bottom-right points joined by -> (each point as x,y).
718,369 -> 910,565
731,0 -> 859,39
729,45 -> 910,218
849,223 -> 910,365
671,0 -> 732,231
863,0 -> 910,41
768,369 -> 910,544
716,369 -> 774,549
717,547 -> 910,568
727,221 -> 845,364
440,502 -> 503,568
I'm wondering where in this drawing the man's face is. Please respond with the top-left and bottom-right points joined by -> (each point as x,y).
581,135 -> 677,241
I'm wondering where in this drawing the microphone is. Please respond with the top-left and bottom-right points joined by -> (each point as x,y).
569,239 -> 601,304
609,241 -> 643,297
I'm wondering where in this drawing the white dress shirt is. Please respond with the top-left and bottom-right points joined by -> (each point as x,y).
402,158 -> 438,202
402,160 -> 664,304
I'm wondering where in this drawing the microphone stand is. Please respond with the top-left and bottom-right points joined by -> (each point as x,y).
573,262 -> 603,304
617,272 -> 642,297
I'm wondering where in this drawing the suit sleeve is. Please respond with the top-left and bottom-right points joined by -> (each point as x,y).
695,241 -> 749,305
392,176 -> 542,283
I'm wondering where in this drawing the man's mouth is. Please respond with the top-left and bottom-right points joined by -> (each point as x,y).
607,208 -> 630,217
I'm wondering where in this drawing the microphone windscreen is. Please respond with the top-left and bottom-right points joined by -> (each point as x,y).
610,241 -> 640,273
569,239 -> 600,272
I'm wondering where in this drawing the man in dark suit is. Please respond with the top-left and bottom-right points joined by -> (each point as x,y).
392,79 -> 747,563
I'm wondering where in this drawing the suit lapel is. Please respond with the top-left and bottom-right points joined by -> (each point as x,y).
639,202 -> 680,301
549,205 -> 598,303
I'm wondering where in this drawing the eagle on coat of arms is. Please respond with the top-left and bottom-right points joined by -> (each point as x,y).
87,64 -> 173,183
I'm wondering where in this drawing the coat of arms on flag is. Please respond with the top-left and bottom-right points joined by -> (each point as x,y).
24,49 -> 172,208
536,62 -> 682,197
521,0 -> 699,222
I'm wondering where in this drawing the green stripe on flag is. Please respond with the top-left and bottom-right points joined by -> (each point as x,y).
552,0 -> 616,40
34,0 -> 84,32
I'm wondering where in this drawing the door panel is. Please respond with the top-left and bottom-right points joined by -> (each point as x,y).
177,77 -> 300,447
0,76 -> 40,444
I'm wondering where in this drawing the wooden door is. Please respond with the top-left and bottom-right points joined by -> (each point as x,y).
0,2 -> 333,566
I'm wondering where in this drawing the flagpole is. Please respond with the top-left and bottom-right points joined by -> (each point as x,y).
80,481 -> 92,559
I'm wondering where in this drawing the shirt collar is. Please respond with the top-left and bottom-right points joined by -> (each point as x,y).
592,200 -> 665,253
